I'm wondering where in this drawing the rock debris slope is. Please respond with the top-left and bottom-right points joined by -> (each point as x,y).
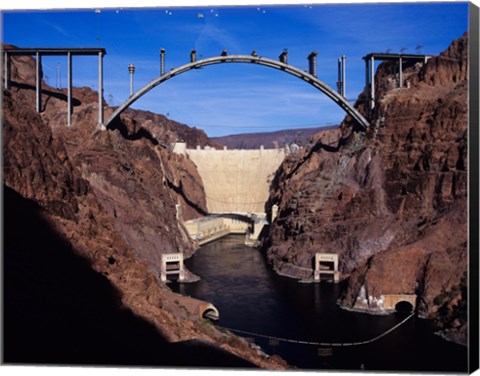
263,34 -> 468,345
2,45 -> 288,369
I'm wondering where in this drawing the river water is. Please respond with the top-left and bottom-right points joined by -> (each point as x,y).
171,235 -> 467,372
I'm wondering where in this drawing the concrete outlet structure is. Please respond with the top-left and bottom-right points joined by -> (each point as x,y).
314,253 -> 340,283
382,294 -> 417,310
174,294 -> 220,320
160,253 -> 185,282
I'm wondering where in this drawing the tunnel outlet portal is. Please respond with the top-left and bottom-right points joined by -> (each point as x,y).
395,301 -> 414,313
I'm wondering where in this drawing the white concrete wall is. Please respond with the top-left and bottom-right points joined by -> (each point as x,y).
184,215 -> 251,245
184,216 -> 227,239
185,147 -> 286,214
172,142 -> 187,155
222,217 -> 251,234
184,216 -> 250,238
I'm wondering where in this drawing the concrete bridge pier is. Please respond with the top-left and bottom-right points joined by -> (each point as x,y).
399,56 -> 403,87
3,52 -> 10,89
67,52 -> 72,127
160,48 -> 165,76
336,55 -> 346,97
369,55 -> 375,110
4,47 -> 106,128
36,52 -> 42,113
128,64 -> 135,96
98,50 -> 104,128
363,52 -> 432,113
308,51 -> 317,77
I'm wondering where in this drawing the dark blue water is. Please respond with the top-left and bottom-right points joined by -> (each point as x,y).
171,235 -> 467,372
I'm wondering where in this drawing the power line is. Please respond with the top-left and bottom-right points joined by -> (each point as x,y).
218,312 -> 414,347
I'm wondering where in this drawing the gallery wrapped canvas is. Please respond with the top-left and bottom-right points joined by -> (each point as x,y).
1,0 -> 479,374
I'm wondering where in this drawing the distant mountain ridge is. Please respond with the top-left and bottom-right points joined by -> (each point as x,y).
211,125 -> 338,149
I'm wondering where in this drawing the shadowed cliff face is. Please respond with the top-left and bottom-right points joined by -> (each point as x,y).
3,186 -> 254,368
263,34 -> 468,344
2,46 -> 289,369
3,56 -> 206,272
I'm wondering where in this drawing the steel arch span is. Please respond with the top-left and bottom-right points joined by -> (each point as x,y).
104,55 -> 370,130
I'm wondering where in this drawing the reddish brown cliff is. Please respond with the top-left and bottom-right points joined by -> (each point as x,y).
2,46 -> 288,369
263,34 -> 468,344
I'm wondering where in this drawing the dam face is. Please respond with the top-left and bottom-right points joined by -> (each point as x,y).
173,143 -> 286,214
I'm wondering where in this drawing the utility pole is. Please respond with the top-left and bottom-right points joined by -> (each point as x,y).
4,52 -> 10,89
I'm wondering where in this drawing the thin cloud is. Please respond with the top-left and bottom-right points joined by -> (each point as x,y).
194,21 -> 241,52
35,16 -> 77,40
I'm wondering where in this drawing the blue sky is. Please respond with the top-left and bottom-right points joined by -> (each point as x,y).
1,1 -> 469,137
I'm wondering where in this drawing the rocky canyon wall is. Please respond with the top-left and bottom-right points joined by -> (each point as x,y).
263,34 -> 468,344
2,45 -> 287,369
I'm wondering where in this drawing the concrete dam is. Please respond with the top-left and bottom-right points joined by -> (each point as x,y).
173,143 -> 286,215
